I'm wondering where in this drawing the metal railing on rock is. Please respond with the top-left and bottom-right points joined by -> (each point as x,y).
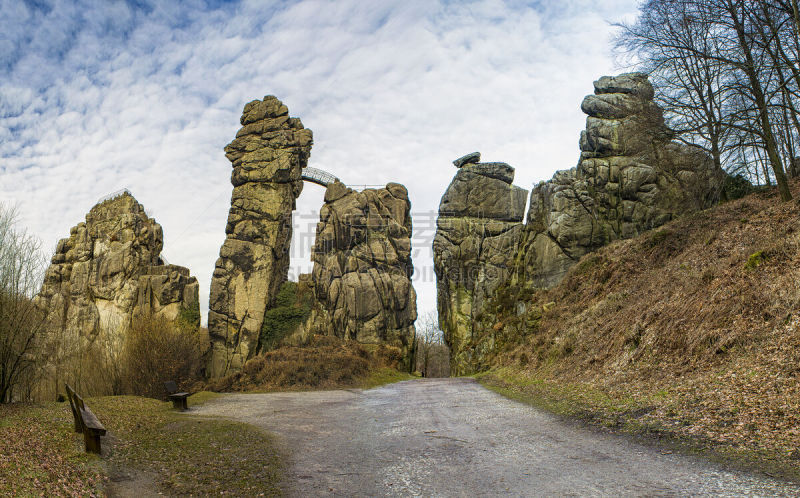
96,188 -> 132,205
302,167 -> 339,187
346,184 -> 385,191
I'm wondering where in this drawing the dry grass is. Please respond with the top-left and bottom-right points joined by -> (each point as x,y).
0,392 -> 283,496
208,334 -> 408,392
483,180 -> 800,476
93,394 -> 282,496
0,402 -> 104,495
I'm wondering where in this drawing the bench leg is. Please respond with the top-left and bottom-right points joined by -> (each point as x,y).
171,397 -> 188,411
84,430 -> 102,454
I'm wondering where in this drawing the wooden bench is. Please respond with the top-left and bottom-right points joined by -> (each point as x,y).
164,381 -> 189,411
65,384 -> 107,454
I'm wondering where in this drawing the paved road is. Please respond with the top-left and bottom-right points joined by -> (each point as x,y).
192,378 -> 799,496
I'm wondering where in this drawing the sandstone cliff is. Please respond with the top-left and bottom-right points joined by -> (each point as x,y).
207,96 -> 312,378
434,73 -> 725,375
35,191 -> 199,343
206,97 -> 416,377
433,153 -> 528,375
300,181 -> 417,356
516,73 -> 724,288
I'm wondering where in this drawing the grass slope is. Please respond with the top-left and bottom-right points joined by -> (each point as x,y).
0,402 -> 104,495
480,182 -> 800,479
1,393 -> 283,496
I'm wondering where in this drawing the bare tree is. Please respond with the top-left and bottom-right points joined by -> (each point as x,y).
615,0 -> 734,171
616,0 -> 799,200
413,312 -> 450,378
724,0 -> 792,200
0,204 -> 46,403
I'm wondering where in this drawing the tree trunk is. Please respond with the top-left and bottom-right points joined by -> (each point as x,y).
729,0 -> 792,200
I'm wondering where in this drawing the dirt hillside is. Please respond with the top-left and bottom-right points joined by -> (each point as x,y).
482,181 -> 800,475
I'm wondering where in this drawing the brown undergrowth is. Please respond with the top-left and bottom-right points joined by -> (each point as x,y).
208,334 -> 409,392
0,402 -> 104,495
482,180 -> 800,478
0,392 -> 282,496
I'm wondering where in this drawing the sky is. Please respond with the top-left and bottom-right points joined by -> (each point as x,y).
1,0 -> 639,325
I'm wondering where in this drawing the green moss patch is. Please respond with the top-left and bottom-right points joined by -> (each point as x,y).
744,250 -> 768,271
360,368 -> 415,390
258,281 -> 314,353
177,301 -> 201,328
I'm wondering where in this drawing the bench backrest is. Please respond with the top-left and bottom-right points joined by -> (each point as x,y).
65,383 -> 88,432
80,406 -> 107,434
65,383 -> 76,410
65,384 -> 82,432
73,391 -> 85,411
164,380 -> 179,394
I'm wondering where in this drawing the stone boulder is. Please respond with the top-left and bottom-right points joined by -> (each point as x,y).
433,158 -> 528,375
453,151 -> 481,167
35,191 -> 199,345
207,96 -> 313,378
301,181 -> 417,356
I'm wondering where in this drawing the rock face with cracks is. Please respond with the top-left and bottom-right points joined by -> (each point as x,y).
207,96 -> 312,378
299,181 -> 417,357
35,191 -> 199,347
207,96 -> 416,377
434,153 -> 529,375
434,74 -> 725,375
518,72 -> 724,288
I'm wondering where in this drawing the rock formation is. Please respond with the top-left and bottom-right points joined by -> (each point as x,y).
207,96 -> 312,378
35,191 -> 199,343
433,153 -> 528,375
434,73 -> 725,375
517,72 -> 724,288
207,96 -> 420,377
300,181 -> 416,355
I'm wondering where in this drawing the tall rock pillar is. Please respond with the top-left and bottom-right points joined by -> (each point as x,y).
433,154 -> 529,375
207,96 -> 312,378
303,181 -> 417,359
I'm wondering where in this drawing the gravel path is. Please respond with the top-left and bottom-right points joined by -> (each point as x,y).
191,378 -> 799,496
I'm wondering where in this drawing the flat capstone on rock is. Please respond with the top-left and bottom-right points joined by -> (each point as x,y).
453,151 -> 481,168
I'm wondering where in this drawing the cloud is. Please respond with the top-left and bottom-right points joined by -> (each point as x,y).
0,0 -> 639,324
